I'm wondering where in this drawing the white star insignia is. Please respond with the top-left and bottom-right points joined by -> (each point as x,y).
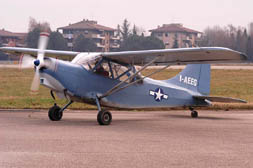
149,88 -> 168,102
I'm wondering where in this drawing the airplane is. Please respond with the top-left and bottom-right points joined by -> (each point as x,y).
0,32 -> 249,125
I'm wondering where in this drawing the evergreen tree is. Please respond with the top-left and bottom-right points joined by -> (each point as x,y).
48,32 -> 68,51
120,19 -> 131,41
133,25 -> 137,35
26,27 -> 41,48
120,34 -> 164,51
241,29 -> 248,53
172,33 -> 179,48
73,34 -> 97,52
0,41 -> 8,60
247,36 -> 253,59
236,29 -> 241,51
143,36 -> 165,50
116,24 -> 121,36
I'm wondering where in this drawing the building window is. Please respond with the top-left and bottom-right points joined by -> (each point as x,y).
157,33 -> 162,37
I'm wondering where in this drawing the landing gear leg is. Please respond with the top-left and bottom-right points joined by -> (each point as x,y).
189,107 -> 198,118
95,96 -> 112,125
48,99 -> 73,121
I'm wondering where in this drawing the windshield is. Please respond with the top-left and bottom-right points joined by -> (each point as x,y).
91,59 -> 134,82
71,53 -> 101,70
72,53 -> 142,83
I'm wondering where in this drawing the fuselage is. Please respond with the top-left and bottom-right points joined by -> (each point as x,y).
40,58 -> 208,109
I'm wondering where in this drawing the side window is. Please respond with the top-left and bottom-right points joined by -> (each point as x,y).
82,59 -> 98,70
77,55 -> 141,84
111,63 -> 131,81
94,62 -> 110,77
93,60 -> 133,82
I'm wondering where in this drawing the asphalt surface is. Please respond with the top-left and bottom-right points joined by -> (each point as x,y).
1,63 -> 253,70
0,109 -> 253,168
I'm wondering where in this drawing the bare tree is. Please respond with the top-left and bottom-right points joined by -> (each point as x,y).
200,24 -> 249,53
248,22 -> 253,37
28,17 -> 51,32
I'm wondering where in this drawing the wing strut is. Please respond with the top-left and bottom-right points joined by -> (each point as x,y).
99,63 -> 171,99
99,57 -> 159,99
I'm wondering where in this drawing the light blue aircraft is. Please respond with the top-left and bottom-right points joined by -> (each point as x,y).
0,32 -> 248,125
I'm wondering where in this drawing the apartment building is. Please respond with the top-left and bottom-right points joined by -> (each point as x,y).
150,24 -> 201,48
0,29 -> 26,47
57,19 -> 120,52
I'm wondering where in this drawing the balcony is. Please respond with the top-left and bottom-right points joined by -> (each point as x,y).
110,43 -> 120,48
92,34 -> 105,39
96,43 -> 105,48
111,36 -> 120,40
63,34 -> 73,39
67,43 -> 73,47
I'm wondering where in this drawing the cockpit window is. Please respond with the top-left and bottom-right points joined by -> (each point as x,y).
94,61 -> 110,77
72,53 -> 101,70
92,60 -> 132,81
72,53 -> 142,83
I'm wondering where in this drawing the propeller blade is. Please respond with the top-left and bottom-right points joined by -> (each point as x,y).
19,54 -> 35,69
30,32 -> 50,93
30,69 -> 40,92
36,32 -> 50,68
38,32 -> 50,50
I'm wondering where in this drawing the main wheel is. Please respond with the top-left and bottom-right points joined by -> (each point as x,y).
191,111 -> 198,118
48,105 -> 63,121
97,110 -> 112,125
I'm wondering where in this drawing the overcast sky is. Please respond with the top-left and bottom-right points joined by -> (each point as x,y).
1,0 -> 252,33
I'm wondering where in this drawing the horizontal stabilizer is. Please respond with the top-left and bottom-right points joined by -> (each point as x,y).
193,96 -> 247,104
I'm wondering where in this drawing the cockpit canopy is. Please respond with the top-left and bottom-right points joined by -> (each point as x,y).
71,53 -> 142,83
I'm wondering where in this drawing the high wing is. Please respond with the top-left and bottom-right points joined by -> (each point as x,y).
193,96 -> 247,104
0,47 -> 248,65
102,47 -> 248,65
0,47 -> 79,58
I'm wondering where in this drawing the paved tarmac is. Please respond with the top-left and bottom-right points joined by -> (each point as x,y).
0,109 -> 253,168
1,63 -> 253,70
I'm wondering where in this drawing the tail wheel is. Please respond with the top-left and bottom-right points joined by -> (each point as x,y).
191,111 -> 198,118
97,110 -> 112,125
48,105 -> 63,121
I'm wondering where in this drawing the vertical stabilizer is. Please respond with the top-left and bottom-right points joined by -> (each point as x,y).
166,64 -> 210,95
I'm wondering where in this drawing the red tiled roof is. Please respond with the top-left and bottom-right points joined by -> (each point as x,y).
0,29 -> 27,38
150,24 -> 201,34
13,33 -> 27,38
58,19 -> 115,31
0,29 -> 15,37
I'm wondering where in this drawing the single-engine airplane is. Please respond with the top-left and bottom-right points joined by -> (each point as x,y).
0,32 -> 249,125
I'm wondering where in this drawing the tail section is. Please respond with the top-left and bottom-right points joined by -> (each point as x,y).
166,64 -> 210,95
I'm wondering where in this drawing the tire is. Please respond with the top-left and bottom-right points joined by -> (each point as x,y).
48,105 -> 63,121
97,110 -> 112,125
191,111 -> 198,118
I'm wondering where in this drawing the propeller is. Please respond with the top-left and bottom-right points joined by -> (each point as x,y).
19,54 -> 35,69
30,32 -> 50,92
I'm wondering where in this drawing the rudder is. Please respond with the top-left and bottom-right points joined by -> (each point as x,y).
166,64 -> 210,95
